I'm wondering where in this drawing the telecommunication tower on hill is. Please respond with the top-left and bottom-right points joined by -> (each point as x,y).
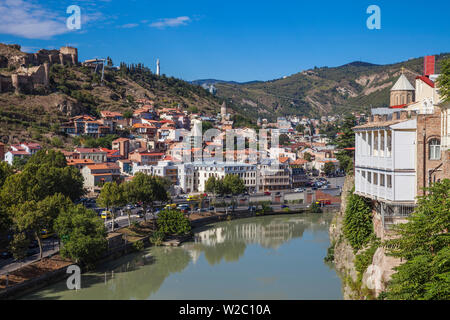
156,59 -> 160,76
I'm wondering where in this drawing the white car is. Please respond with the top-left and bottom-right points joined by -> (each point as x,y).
294,188 -> 304,193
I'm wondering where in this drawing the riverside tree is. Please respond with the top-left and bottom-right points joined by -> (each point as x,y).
384,179 -> 450,300
125,173 -> 169,222
205,176 -> 224,212
12,193 -> 72,259
97,182 -> 126,231
222,174 -> 246,213
157,209 -> 191,236
54,205 -> 107,267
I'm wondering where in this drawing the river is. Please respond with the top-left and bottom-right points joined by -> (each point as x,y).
24,213 -> 343,300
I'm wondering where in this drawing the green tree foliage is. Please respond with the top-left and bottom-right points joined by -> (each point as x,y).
279,134 -> 290,146
157,209 -> 191,236
436,58 -> 450,102
335,115 -> 356,154
26,149 -> 67,168
303,152 -> 312,162
125,173 -> 169,221
309,202 -> 322,213
97,182 -> 126,231
222,174 -> 246,195
296,124 -> 305,133
12,193 -> 72,259
54,205 -> 107,266
202,121 -> 214,134
384,179 -> 450,300
343,191 -> 373,251
323,162 -> 336,176
1,162 -> 84,206
0,161 -> 14,188
220,174 -> 246,213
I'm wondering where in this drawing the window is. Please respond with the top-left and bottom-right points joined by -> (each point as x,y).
368,132 -> 372,156
387,131 -> 392,157
380,132 -> 385,157
373,173 -> 378,185
387,175 -> 392,188
380,174 -> 385,187
374,131 -> 379,156
429,139 -> 441,160
367,172 -> 372,183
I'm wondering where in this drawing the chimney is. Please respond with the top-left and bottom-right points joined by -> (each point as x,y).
424,55 -> 435,76
400,110 -> 408,120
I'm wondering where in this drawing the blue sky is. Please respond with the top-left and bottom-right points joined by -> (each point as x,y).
1,0 -> 449,82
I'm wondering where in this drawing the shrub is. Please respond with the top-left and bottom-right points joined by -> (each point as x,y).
157,209 -> 191,235
150,231 -> 165,246
343,190 -> 373,251
133,240 -> 144,251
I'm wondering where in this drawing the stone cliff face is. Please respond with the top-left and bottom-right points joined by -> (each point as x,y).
329,175 -> 359,299
329,175 -> 401,299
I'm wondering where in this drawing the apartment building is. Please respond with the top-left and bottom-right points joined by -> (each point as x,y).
193,161 -> 257,193
257,159 -> 290,192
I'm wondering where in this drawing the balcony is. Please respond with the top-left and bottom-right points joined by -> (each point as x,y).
355,155 -> 393,170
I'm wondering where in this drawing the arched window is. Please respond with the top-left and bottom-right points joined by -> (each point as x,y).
429,138 -> 441,160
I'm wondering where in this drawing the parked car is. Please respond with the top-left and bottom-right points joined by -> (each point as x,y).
264,191 -> 271,196
248,206 -> 256,212
281,205 -> 289,209
101,211 -> 112,219
0,251 -> 12,259
208,206 -> 215,211
294,188 -> 304,193
107,221 -> 120,229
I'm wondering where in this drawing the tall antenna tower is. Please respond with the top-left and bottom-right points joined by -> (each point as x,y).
156,59 -> 160,76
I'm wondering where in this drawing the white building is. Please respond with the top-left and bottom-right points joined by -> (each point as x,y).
353,111 -> 417,228
193,161 -> 257,193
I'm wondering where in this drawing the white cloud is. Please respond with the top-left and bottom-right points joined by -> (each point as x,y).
119,23 -> 139,29
0,0 -> 68,39
150,16 -> 191,29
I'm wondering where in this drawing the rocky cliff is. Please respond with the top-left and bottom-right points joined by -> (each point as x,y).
329,175 -> 401,299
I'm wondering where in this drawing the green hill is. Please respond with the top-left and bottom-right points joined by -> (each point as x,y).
214,53 -> 450,120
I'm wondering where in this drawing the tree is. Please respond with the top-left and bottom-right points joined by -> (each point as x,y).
304,152 -> 312,162
279,134 -> 290,146
1,163 -> 84,206
436,58 -> 450,102
54,205 -> 107,266
205,176 -> 224,212
296,124 -> 305,133
0,161 -> 13,188
125,173 -> 169,222
123,110 -> 133,119
384,179 -> 450,300
222,174 -> 246,213
334,115 -> 356,157
343,191 -> 373,251
12,194 -> 72,259
157,209 -> 191,236
97,182 -> 126,231
323,162 -> 335,176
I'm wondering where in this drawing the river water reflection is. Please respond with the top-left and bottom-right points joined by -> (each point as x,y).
24,213 -> 343,300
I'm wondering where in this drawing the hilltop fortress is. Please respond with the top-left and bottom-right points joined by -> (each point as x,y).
0,44 -> 78,94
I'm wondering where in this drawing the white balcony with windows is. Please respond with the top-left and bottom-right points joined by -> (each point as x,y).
353,119 -> 417,204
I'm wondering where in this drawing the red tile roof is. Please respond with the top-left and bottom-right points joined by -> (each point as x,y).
416,75 -> 435,88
